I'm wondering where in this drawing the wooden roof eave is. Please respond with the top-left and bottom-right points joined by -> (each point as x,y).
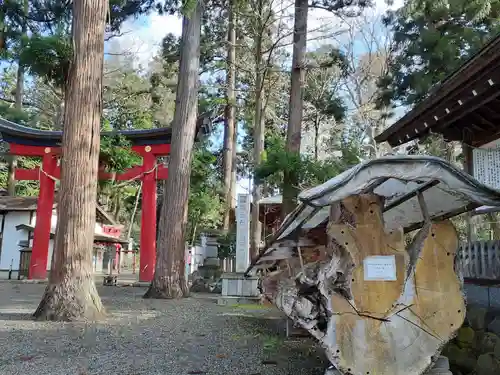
0,112 -> 213,147
380,70 -> 500,147
95,205 -> 119,226
376,34 -> 500,147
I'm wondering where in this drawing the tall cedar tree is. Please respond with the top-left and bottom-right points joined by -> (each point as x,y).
33,0 -> 109,321
222,0 -> 237,231
282,0 -> 308,218
281,0 -> 370,216
144,0 -> 203,299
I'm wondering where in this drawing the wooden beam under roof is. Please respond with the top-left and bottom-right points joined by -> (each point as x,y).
375,33 -> 500,147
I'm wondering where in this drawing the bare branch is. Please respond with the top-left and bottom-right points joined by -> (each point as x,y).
105,30 -> 133,42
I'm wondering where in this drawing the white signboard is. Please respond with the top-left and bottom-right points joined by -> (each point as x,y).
473,146 -> 500,190
235,194 -> 251,273
363,255 -> 397,281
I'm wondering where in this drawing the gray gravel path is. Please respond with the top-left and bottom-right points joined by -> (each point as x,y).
0,283 -> 327,375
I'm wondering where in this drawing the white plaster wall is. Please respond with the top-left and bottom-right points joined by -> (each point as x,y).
47,239 -> 54,270
30,210 -> 106,271
31,210 -> 58,230
0,211 -> 31,270
46,212 -> 104,234
27,232 -> 56,271
34,211 -> 104,237
1,209 -> 109,272
95,222 -> 104,234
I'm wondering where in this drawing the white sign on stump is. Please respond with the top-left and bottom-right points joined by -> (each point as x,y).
363,255 -> 397,281
236,194 -> 251,273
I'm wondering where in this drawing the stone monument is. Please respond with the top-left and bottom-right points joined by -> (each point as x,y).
217,193 -> 260,305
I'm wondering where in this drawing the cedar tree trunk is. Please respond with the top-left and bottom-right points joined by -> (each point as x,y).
144,1 -> 203,299
33,0 -> 108,321
282,0 -> 308,218
222,0 -> 237,231
250,0 -> 265,259
7,0 -> 28,196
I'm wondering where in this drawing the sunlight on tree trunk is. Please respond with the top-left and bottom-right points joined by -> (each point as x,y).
283,0 -> 308,218
33,0 -> 108,321
6,155 -> 17,196
250,0 -> 265,259
144,0 -> 203,299
7,0 -> 28,197
222,0 -> 237,231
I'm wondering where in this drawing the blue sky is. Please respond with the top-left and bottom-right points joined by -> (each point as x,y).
111,0 -> 404,201
113,0 -> 402,67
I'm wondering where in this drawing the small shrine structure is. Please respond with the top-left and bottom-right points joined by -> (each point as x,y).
0,116 -> 211,281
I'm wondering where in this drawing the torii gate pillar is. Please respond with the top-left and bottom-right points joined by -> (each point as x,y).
30,147 -> 58,279
134,145 -> 161,282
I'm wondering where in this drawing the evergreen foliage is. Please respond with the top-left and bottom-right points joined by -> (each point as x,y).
377,0 -> 500,109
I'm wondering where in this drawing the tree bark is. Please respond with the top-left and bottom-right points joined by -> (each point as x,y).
33,0 -> 108,321
7,0 -> 28,196
6,155 -> 17,196
144,1 -> 203,299
262,196 -> 465,375
314,114 -> 320,161
366,124 -> 378,159
250,0 -> 265,259
156,179 -> 165,241
55,100 -> 65,129
282,0 -> 308,218
230,121 -> 238,218
222,0 -> 237,231
15,65 -> 25,110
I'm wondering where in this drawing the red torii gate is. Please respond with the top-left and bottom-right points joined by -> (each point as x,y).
12,143 -> 168,282
0,116 -> 211,282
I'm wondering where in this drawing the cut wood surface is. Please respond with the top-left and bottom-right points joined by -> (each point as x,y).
326,195 -> 465,375
262,193 -> 466,375
328,195 -> 408,319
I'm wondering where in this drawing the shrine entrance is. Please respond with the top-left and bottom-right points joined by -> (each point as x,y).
12,143 -> 168,282
0,118 -> 202,282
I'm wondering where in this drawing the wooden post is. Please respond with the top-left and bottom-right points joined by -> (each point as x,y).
139,147 -> 157,282
29,149 -> 57,279
463,143 -> 476,243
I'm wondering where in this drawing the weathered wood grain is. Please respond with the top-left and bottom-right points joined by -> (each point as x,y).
261,193 -> 465,375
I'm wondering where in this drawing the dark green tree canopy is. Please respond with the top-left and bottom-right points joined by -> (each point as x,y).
377,0 -> 500,110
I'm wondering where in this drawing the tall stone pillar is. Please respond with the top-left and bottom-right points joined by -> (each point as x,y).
218,193 -> 260,305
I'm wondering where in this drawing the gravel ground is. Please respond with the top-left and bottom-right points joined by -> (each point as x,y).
0,283 -> 327,375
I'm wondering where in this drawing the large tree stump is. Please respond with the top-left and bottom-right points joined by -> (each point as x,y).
323,194 -> 465,375
263,193 -> 465,375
